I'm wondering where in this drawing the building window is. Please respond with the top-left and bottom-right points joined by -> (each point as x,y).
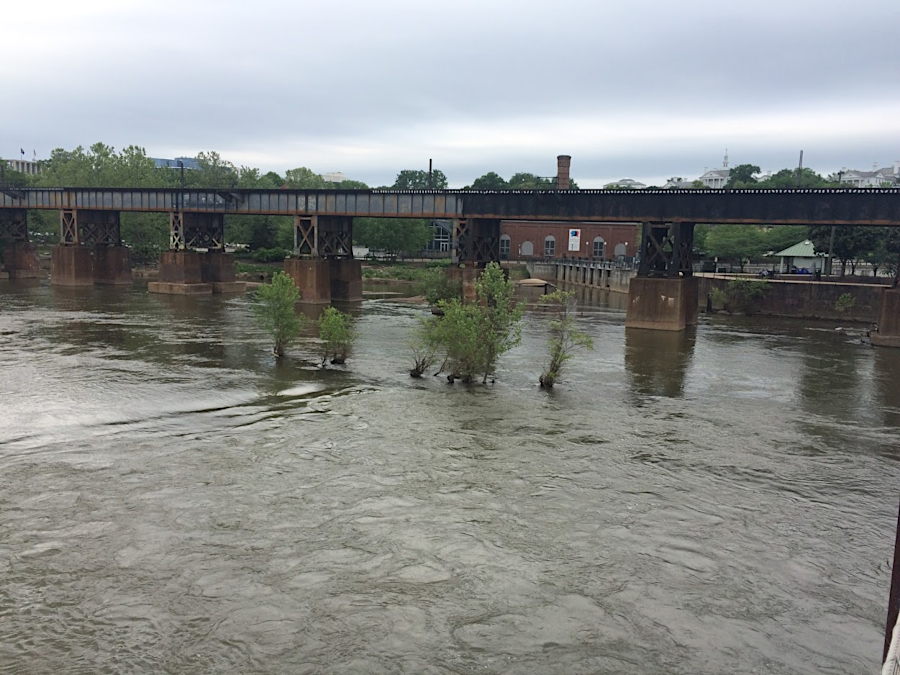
614,243 -> 627,257
544,235 -> 556,258
593,237 -> 605,258
499,235 -> 511,259
521,240 -> 534,257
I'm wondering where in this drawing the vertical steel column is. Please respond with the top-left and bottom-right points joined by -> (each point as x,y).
885,496 -> 900,661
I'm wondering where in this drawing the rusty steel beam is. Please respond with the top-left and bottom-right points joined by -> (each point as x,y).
0,188 -> 898,226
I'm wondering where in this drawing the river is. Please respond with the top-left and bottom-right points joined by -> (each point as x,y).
1,280 -> 899,674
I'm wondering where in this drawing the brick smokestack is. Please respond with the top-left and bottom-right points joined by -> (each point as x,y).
556,155 -> 571,190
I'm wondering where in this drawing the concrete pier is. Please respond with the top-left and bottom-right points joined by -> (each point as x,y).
149,251 -> 245,294
448,265 -> 481,303
2,241 -> 42,279
285,258 -> 332,304
872,288 -> 900,348
50,245 -> 95,286
94,246 -> 132,285
329,258 -> 363,302
625,277 -> 699,331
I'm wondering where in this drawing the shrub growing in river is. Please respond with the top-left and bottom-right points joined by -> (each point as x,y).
254,271 -> 305,357
538,290 -> 594,389
422,263 -> 524,383
318,307 -> 355,365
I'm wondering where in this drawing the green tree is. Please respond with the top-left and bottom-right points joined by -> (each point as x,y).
538,290 -> 594,389
725,164 -> 761,188
470,172 -> 509,190
353,217 -> 431,258
408,315 -> 442,378
704,225 -> 766,272
254,271 -> 305,357
318,307 -> 354,365
763,225 -> 808,254
758,168 -> 832,189
807,226 -> 879,277
508,172 -> 555,190
432,263 -> 523,383
194,151 -> 237,188
393,169 -> 448,190
284,167 -> 327,189
884,229 -> 900,286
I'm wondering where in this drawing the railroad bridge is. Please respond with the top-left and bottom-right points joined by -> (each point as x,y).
1,186 -> 900,342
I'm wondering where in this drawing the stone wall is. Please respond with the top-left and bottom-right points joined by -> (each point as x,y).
698,276 -> 885,323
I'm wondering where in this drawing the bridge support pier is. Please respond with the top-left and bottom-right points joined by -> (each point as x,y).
3,241 -> 41,279
149,250 -> 243,295
94,246 -> 132,285
285,258 -> 331,304
449,217 -> 500,303
625,222 -> 698,331
626,276 -> 699,331
330,258 -> 362,302
51,245 -> 96,286
872,288 -> 900,348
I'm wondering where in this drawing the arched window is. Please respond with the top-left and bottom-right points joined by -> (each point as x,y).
593,236 -> 605,259
520,240 -> 534,257
499,234 -> 511,259
544,235 -> 556,258
614,243 -> 627,257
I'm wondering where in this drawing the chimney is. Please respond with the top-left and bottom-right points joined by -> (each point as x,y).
556,155 -> 571,190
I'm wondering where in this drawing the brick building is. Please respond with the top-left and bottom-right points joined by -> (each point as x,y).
500,220 -> 639,261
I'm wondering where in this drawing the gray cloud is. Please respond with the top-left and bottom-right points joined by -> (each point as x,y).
3,0 -> 898,187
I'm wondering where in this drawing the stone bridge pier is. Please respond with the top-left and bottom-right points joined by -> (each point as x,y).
625,222 -> 698,331
0,209 -> 41,279
450,217 -> 501,301
50,209 -> 132,286
148,212 -> 244,295
872,288 -> 900,348
284,215 -> 362,304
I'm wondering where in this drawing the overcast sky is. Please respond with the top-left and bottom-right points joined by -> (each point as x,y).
3,0 -> 898,188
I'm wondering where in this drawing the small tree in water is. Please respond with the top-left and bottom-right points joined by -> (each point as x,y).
538,290 -> 594,389
254,271 -> 305,357
423,263 -> 524,383
409,316 -> 441,378
318,307 -> 354,365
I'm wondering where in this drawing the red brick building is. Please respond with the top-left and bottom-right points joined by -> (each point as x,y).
500,220 -> 639,261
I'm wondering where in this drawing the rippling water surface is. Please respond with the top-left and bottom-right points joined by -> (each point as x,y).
1,280 -> 899,674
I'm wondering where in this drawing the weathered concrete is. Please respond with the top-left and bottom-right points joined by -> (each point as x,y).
872,288 -> 900,348
150,251 -> 245,294
698,276 -> 883,323
626,277 -> 699,331
329,258 -> 363,302
285,258 -> 331,304
2,241 -> 42,279
150,251 -> 207,294
93,246 -> 132,285
50,245 -> 95,286
448,265 -> 481,303
147,281 -> 214,295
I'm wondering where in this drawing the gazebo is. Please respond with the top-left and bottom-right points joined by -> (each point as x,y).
770,239 -> 824,274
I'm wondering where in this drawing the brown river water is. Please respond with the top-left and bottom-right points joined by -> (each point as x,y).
1,280 -> 899,674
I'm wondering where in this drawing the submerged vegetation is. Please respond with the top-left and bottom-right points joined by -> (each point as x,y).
254,271 -> 305,357
318,307 -> 355,365
412,263 -> 524,384
538,290 -> 595,389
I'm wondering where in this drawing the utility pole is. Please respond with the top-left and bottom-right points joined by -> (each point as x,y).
826,170 -> 842,277
796,150 -> 804,188
428,158 -> 433,190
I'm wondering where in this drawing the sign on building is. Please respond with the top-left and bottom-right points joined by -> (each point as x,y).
568,228 -> 581,252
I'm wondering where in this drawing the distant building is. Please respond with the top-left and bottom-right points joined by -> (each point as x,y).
663,177 -> 694,189
500,221 -> 638,261
321,171 -> 347,184
833,162 -> 900,187
697,150 -> 731,188
3,159 -> 41,175
769,239 -> 824,274
152,157 -> 200,170
603,178 -> 647,190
